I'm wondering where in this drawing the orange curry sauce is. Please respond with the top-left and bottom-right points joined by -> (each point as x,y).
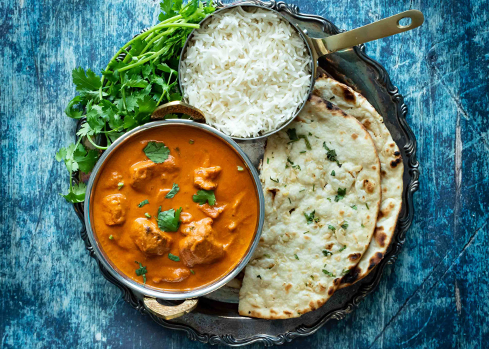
90,125 -> 259,291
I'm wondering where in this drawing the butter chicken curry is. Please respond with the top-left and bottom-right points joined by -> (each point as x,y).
90,125 -> 259,291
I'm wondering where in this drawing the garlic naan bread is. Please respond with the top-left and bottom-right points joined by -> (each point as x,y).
239,95 -> 381,319
313,76 -> 404,287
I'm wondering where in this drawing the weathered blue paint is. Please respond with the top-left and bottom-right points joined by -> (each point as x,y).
1,0 -> 488,347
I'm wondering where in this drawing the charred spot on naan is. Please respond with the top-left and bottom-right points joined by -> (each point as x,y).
375,226 -> 388,247
368,252 -> 384,270
390,157 -> 402,168
378,201 -> 396,220
337,84 -> 356,103
340,266 -> 361,284
348,253 -> 362,262
363,179 -> 376,194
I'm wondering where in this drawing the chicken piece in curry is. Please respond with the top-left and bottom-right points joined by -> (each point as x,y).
90,126 -> 259,291
180,218 -> 224,267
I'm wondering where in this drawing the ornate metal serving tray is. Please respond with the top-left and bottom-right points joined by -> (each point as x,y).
73,0 -> 419,346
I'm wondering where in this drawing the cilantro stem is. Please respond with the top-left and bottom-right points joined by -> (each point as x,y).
140,28 -> 174,55
107,15 -> 184,69
121,87 -> 127,110
68,137 -> 83,192
86,134 -> 108,150
118,48 -> 166,72
117,24 -> 199,73
156,70 -> 174,106
99,14 -> 185,96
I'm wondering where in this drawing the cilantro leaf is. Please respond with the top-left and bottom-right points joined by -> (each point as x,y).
168,253 -> 180,262
180,0 -> 199,18
124,75 -> 149,89
73,143 -> 99,173
72,67 -> 101,92
323,142 -> 341,166
193,190 -> 216,205
322,250 -> 332,257
56,143 -> 99,173
157,63 -> 177,75
56,143 -> 78,172
287,128 -> 311,149
61,182 -> 87,203
286,128 -> 299,141
165,183 -> 180,198
335,188 -> 347,202
138,199 -> 149,208
159,0 -> 182,21
304,210 -> 316,224
298,135 -> 312,150
85,104 -> 106,133
157,207 -> 182,232
65,95 -> 84,119
143,141 -> 170,163
135,261 -> 147,284
322,269 -> 336,277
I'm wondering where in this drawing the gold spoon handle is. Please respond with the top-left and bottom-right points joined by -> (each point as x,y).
151,101 -> 206,122
310,10 -> 424,55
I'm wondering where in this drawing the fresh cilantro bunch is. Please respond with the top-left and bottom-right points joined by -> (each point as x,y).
57,0 -> 215,203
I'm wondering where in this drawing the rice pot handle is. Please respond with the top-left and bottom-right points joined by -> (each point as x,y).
310,10 -> 424,55
143,297 -> 198,320
151,101 -> 206,122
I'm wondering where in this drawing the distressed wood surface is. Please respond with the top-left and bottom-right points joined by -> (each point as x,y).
1,0 -> 488,347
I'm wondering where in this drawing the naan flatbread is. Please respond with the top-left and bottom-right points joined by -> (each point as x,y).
238,95 -> 381,319
313,76 -> 403,287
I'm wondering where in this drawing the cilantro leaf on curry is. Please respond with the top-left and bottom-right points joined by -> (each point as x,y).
168,253 -> 180,262
157,207 -> 182,232
144,141 -> 170,163
138,199 -> 149,207
192,190 -> 216,205
165,183 -> 180,198
135,261 -> 147,284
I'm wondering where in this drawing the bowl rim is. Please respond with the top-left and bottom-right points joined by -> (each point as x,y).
178,3 -> 315,141
83,119 -> 265,300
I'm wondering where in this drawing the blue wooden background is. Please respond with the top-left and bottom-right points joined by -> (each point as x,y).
1,0 -> 488,347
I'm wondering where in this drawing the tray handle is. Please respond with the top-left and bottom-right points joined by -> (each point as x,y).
143,297 -> 198,320
151,101 -> 206,122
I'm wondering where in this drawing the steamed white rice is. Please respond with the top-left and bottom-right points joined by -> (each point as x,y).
181,7 -> 312,138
